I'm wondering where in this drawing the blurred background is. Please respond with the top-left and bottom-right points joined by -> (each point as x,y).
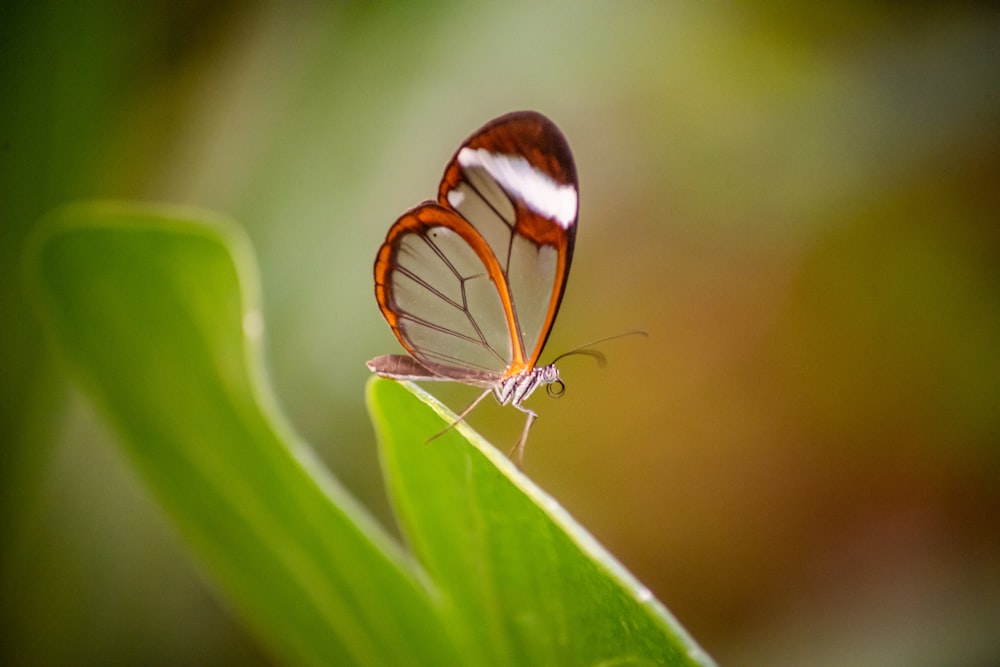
3,2 -> 999,664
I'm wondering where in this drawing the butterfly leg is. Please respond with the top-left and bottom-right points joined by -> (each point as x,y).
426,387 -> 494,444
508,404 -> 538,469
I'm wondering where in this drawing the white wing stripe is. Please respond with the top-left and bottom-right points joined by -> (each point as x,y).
457,147 -> 577,229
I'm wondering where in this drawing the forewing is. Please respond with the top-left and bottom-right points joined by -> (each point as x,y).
437,111 -> 578,373
374,203 -> 516,379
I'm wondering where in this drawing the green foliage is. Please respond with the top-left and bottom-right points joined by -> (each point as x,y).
372,378 -> 713,666
27,202 -> 713,666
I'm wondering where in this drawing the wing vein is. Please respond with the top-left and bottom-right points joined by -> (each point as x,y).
463,177 -> 516,230
419,231 -> 510,367
395,265 -> 464,312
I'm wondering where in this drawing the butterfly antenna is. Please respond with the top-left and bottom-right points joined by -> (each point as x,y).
549,329 -> 648,366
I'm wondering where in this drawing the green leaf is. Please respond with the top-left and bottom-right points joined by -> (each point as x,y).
369,378 -> 715,667
26,202 -> 460,666
27,201 -> 714,667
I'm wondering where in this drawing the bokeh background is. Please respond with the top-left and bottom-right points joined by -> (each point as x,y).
3,2 -> 999,665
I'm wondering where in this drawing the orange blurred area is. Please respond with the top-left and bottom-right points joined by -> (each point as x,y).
3,2 -> 998,664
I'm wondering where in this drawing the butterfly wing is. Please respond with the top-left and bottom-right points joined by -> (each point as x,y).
373,202 -> 515,385
372,111 -> 578,384
438,111 -> 578,373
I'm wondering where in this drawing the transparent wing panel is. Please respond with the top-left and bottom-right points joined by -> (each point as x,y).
447,169 -> 515,271
507,235 -> 560,364
388,223 -> 512,374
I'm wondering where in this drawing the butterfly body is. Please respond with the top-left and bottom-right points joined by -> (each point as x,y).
368,111 -> 578,465
494,364 -> 560,407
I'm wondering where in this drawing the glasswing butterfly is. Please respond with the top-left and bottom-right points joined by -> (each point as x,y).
367,111 -> 579,466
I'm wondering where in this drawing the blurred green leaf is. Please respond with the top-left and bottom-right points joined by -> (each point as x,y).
27,201 -> 713,667
26,202 -> 459,666
369,380 -> 714,667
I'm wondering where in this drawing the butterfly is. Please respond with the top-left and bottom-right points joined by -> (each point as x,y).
367,110 -> 579,467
